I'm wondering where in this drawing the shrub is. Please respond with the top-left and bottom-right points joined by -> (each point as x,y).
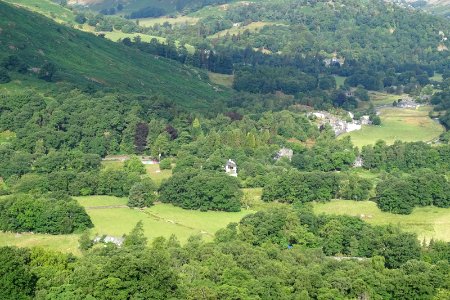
0,69 -> 11,84
128,179 -> 156,208
124,156 -> 146,174
159,158 -> 172,170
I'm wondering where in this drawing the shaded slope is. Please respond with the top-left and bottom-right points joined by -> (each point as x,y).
0,1 -> 228,109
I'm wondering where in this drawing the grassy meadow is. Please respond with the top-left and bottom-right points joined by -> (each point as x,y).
334,75 -> 346,88
100,31 -> 195,53
208,72 -> 234,88
0,196 -> 255,255
368,92 -> 404,107
0,186 -> 448,254
314,200 -> 450,242
102,31 -> 165,43
139,16 -> 199,27
430,73 -> 443,82
3,0 -> 76,23
79,196 -> 253,242
340,106 -> 444,148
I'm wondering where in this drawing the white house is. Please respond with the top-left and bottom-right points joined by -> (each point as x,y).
225,159 -> 238,177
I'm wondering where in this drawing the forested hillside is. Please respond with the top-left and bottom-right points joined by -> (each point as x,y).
1,1 -> 450,299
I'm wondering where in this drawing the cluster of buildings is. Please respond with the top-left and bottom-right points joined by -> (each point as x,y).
307,111 -> 372,136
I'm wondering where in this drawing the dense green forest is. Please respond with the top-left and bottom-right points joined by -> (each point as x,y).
1,0 -> 450,299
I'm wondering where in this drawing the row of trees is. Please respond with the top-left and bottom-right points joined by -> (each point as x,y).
0,192 -> 92,234
7,169 -> 149,199
262,170 -> 372,203
376,170 -> 450,214
361,140 -> 450,171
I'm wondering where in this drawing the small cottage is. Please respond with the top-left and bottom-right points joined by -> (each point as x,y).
225,159 -> 238,177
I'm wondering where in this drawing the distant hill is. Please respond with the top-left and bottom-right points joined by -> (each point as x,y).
0,1 -> 228,109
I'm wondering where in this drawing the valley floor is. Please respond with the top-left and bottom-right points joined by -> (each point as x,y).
0,195 -> 255,255
1,191 -> 449,255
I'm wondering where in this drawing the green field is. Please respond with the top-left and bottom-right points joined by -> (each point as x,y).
334,75 -> 346,88
102,31 -> 166,43
1,191 -> 448,254
100,31 -> 196,53
79,196 -> 253,242
3,0 -> 75,23
0,195 -> 255,254
314,200 -> 450,242
208,72 -> 234,88
139,16 -> 199,27
340,106 -> 444,148
368,92 -> 404,107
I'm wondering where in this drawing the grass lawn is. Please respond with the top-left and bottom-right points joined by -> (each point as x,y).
367,92 -> 404,107
139,16 -> 199,27
145,164 -> 173,186
334,75 -> 346,88
79,196 -> 254,244
0,232 -> 80,254
208,72 -> 234,88
101,160 -> 124,170
340,106 -> 444,148
314,200 -> 450,242
80,29 -> 195,54
102,31 -> 166,43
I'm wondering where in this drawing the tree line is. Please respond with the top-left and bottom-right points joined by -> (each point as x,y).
2,205 -> 450,299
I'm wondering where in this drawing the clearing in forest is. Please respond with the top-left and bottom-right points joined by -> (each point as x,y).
0,196 -> 254,255
208,72 -> 234,88
139,16 -> 199,27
